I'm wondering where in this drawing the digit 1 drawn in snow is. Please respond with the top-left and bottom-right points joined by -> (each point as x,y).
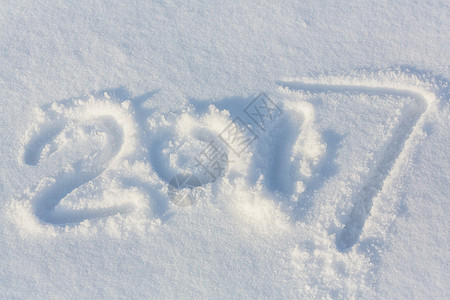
279,77 -> 437,251
20,94 -> 145,225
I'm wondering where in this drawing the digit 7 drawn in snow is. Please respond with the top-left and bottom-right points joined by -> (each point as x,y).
280,77 -> 437,251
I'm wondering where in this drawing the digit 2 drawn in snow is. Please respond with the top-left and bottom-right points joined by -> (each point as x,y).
18,94 -> 146,226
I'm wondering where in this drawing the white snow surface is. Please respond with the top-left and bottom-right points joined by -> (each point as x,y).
1,1 -> 449,298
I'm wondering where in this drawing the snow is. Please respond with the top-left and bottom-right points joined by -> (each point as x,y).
1,0 -> 449,298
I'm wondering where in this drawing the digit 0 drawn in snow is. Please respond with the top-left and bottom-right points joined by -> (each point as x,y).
279,70 -> 440,251
17,93 -> 148,228
148,105 -> 232,206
